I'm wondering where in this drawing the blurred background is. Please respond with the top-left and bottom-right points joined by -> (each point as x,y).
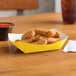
0,0 -> 61,17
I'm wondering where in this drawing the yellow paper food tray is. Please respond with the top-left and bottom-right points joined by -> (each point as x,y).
8,29 -> 68,53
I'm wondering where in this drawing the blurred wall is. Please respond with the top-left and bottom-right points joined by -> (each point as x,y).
55,0 -> 61,12
24,0 -> 55,15
0,10 -> 17,17
0,0 -> 61,17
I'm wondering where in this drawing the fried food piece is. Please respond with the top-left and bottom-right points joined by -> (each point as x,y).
33,39 -> 47,45
16,29 -> 61,45
54,32 -> 61,38
20,35 -> 44,43
21,39 -> 32,43
46,31 -> 56,37
34,29 -> 47,36
30,35 -> 44,42
21,30 -> 35,40
15,40 -> 21,42
47,38 -> 59,44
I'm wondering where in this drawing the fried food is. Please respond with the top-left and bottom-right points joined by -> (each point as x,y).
15,40 -> 20,42
15,29 -> 61,45
54,32 -> 61,38
21,30 -> 35,40
33,39 -> 47,45
34,29 -> 47,36
47,38 -> 59,44
30,35 -> 44,42
21,39 -> 32,43
46,30 -> 56,37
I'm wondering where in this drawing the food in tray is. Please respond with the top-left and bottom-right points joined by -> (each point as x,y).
15,29 -> 61,45
21,30 -> 35,39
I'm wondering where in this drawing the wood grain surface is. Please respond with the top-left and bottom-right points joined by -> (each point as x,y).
0,0 -> 38,10
0,13 -> 76,76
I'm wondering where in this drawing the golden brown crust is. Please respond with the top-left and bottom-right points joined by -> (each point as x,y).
33,39 -> 47,45
21,30 -> 35,40
46,31 -> 56,37
16,29 -> 61,45
21,39 -> 32,43
46,38 -> 59,44
30,35 -> 44,42
34,28 -> 47,36
15,40 -> 21,42
54,32 -> 61,38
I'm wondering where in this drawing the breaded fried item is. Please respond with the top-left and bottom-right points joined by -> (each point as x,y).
33,39 -> 47,45
21,39 -> 32,43
47,38 -> 59,44
30,35 -> 44,42
21,30 -> 35,40
16,29 -> 61,45
46,30 -> 56,37
34,28 -> 47,36
15,40 -> 21,42
54,32 -> 61,38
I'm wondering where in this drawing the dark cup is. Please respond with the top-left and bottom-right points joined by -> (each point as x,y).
61,0 -> 75,24
0,22 -> 14,41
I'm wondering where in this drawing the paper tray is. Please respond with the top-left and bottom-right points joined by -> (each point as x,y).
8,29 -> 68,53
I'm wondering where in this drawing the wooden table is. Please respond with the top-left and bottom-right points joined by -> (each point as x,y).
0,13 -> 76,76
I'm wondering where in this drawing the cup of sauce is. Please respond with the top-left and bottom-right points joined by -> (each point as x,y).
0,22 -> 14,41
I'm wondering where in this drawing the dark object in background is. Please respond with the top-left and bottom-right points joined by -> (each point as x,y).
61,0 -> 75,24
0,22 -> 14,41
